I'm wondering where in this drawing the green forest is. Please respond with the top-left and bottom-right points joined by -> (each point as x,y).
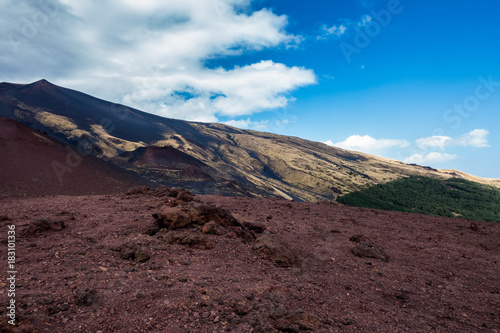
336,176 -> 500,222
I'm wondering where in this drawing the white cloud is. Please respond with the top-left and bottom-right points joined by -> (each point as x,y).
321,24 -> 347,38
319,14 -> 373,40
416,136 -> 453,150
403,152 -> 457,165
324,140 -> 335,146
0,0 -> 316,122
325,135 -> 410,154
456,129 -> 490,148
416,129 -> 490,150
224,118 -> 269,130
357,15 -> 372,27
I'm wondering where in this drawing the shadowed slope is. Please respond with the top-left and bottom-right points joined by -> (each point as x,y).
0,117 -> 150,196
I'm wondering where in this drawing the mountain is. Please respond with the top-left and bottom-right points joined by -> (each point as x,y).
0,116 -> 150,197
1,79 -> 499,200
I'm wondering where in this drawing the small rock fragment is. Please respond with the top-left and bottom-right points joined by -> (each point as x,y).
22,219 -> 65,236
201,221 -> 226,235
74,288 -> 98,306
253,232 -> 297,268
350,235 -> 388,262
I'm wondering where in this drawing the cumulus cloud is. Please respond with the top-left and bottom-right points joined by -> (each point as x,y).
403,152 -> 457,165
0,0 -> 316,122
456,129 -> 490,148
416,136 -> 453,150
416,129 -> 490,150
325,135 -> 410,154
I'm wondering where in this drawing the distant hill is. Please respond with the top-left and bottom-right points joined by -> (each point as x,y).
1,79 -> 499,200
337,176 -> 500,222
0,116 -> 150,197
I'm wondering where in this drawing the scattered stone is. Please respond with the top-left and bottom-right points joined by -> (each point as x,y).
225,231 -> 237,239
176,189 -> 194,202
470,222 -> 480,232
135,249 -> 151,263
37,298 -> 55,305
152,186 -> 179,198
288,311 -> 321,331
22,219 -> 65,236
253,232 -> 297,268
47,303 -> 69,315
349,235 -> 368,243
350,235 -> 388,262
232,299 -> 253,316
74,288 -> 98,306
149,204 -> 241,238
271,310 -> 320,331
152,208 -> 193,230
351,244 -> 388,262
273,319 -> 299,332
395,289 -> 410,302
163,199 -> 181,207
166,232 -> 213,250
342,318 -> 354,326
114,241 -> 151,262
231,226 -> 256,244
125,186 -> 150,195
201,221 -> 226,235
339,217 -> 356,224
193,204 -> 240,227
242,221 -> 267,234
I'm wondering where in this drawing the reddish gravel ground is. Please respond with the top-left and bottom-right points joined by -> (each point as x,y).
0,189 -> 499,332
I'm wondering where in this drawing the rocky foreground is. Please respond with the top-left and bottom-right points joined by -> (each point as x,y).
0,187 -> 499,332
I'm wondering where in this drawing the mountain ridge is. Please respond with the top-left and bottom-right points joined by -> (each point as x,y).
1,79 -> 498,200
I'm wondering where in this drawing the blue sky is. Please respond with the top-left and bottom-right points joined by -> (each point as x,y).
1,0 -> 499,177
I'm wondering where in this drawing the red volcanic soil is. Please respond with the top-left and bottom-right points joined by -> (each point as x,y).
0,117 -> 149,197
0,189 -> 499,332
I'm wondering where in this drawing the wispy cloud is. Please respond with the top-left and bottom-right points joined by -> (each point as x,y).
416,129 -> 490,150
0,0 -> 316,122
224,118 -> 269,130
403,152 -> 458,165
357,15 -> 372,27
325,135 -> 410,154
320,24 -> 347,38
319,14 -> 372,40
